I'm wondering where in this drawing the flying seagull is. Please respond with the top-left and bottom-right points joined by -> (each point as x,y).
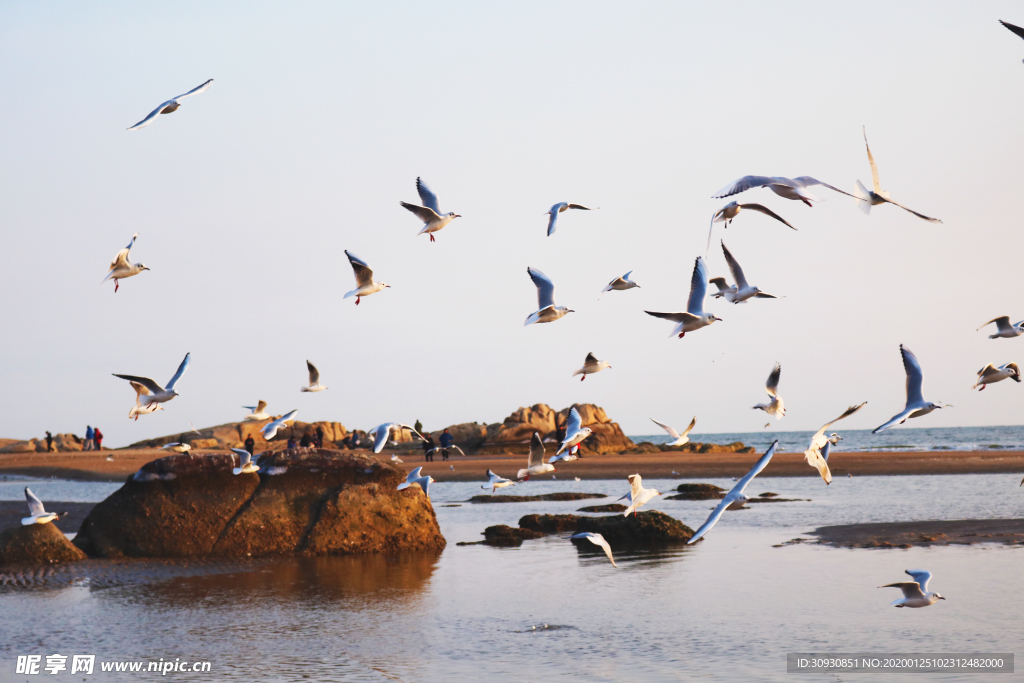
688,441 -> 778,543
517,432 -> 555,480
545,202 -> 597,236
853,127 -> 941,223
599,271 -> 639,298
570,532 -> 617,567
752,363 -> 786,420
242,401 -> 271,421
572,352 -> 611,381
428,444 -> 467,458
650,416 -> 696,447
880,569 -> 945,608
261,409 -> 298,440
482,469 -> 516,492
645,256 -> 721,338
101,233 -> 149,293
717,241 -> 777,304
343,250 -> 389,305
113,352 -> 190,408
391,454 -> 404,464
873,345 -> 947,433
397,466 -> 434,496
622,474 -> 661,517
972,363 -> 1021,391
707,201 -> 795,252
231,448 -> 260,475
999,20 -> 1024,62
127,381 -> 165,420
712,176 -> 857,207
21,488 -> 61,525
128,79 -> 214,130
162,442 -> 192,454
301,360 -> 327,392
525,267 -> 574,325
978,316 -> 1024,339
557,407 -> 592,455
400,177 -> 461,242
371,423 -> 426,454
804,403 -> 867,484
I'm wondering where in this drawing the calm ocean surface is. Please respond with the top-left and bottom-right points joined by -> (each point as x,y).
1,473 -> 1022,682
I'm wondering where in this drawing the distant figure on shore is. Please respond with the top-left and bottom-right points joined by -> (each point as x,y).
316,426 -> 324,448
341,434 -> 351,449
94,427 -> 104,451
300,430 -> 313,448
244,435 -> 255,456
439,429 -> 454,461
287,436 -> 297,449
414,419 -> 423,434
45,431 -> 54,452
351,432 -> 361,449
422,433 -> 436,462
85,425 -> 94,451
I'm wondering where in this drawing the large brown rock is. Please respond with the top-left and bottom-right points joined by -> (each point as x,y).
0,523 -> 86,566
74,448 -> 445,559
519,514 -> 580,533
428,423 -> 489,451
575,510 -> 695,544
125,420 -> 351,451
480,403 -> 634,454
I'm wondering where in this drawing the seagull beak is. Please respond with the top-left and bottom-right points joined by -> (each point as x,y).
567,309 -> 576,313
454,214 -> 462,218
385,285 -> 391,288
714,316 -> 723,321
143,267 -> 151,271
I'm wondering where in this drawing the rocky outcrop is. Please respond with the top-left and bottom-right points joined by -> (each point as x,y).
125,421 -> 351,451
469,492 -> 607,504
577,504 -> 627,513
73,448 -> 445,559
478,403 -> 634,454
0,523 -> 86,566
0,434 -> 84,454
627,441 -> 755,454
665,483 -> 726,501
426,423 -> 491,451
518,514 -> 580,533
480,525 -> 544,546
575,511 -> 695,544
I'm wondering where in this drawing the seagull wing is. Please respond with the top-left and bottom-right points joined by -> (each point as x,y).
345,250 -> 374,287
1000,19 -> 1024,40
872,407 -> 916,434
25,488 -> 46,517
130,381 -> 153,398
574,533 -> 617,567
127,99 -> 175,130
881,581 -> 925,600
372,423 -> 391,454
628,474 -> 644,500
900,344 -> 925,407
688,496 -> 732,543
546,203 -> 565,236
113,374 -> 163,394
173,78 -> 213,101
711,175 -> 777,199
978,363 -> 998,378
528,267 -> 556,310
739,203 -> 796,230
863,126 -> 882,193
792,177 -> 859,200
650,418 -> 680,440
804,447 -> 832,484
645,311 -> 696,323
306,360 -> 320,386
114,233 -> 138,267
255,400 -> 267,413
164,352 -> 191,391
979,316 -> 1011,332
720,242 -> 748,290
230,448 -> 252,467
765,363 -> 782,398
733,441 -> 778,496
905,569 -> 932,592
816,402 -> 868,439
881,197 -> 942,223
529,431 -> 545,468
584,352 -> 599,366
415,177 -> 441,214
566,204 -> 593,210
400,201 -> 440,222
565,407 -> 582,436
686,257 -> 708,316
681,416 -> 697,437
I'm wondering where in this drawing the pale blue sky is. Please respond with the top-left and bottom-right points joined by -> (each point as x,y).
2,2 -> 1024,446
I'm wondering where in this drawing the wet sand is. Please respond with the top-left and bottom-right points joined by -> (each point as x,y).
2,447 -> 1024,482
810,518 -> 1024,548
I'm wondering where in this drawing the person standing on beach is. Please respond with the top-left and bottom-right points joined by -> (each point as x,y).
300,430 -> 312,448
244,434 -> 255,455
287,435 -> 297,449
414,419 -> 423,434
422,432 -> 435,462
94,427 -> 104,451
316,426 -> 324,448
351,432 -> 361,449
439,428 -> 454,462
85,426 -> 94,451
45,431 -> 54,452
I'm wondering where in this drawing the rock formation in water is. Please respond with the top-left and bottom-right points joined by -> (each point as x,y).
0,523 -> 87,566
73,448 -> 446,559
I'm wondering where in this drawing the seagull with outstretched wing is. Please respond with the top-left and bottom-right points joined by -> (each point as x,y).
688,441 -> 778,543
873,345 -> 947,433
645,257 -> 721,338
128,79 -> 213,130
401,177 -> 461,242
852,127 -> 941,223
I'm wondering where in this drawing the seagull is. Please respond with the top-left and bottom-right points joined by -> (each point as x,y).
712,175 -> 858,207
482,469 -> 516,492
978,316 -> 1024,339
999,20 -> 1024,62
707,201 -> 795,251
162,442 -> 192,454
428,444 -> 467,458
622,474 -> 661,517
599,271 -> 639,298
557,407 -> 592,455
650,416 -> 697,447
524,267 -> 574,325
128,79 -> 214,130
397,466 -> 434,496
113,352 -> 190,408
242,400 -> 271,421
517,432 -> 556,480
853,127 -> 941,223
972,363 -> 1021,391
873,345 -> 947,433
231,448 -> 260,475
301,360 -> 327,392
549,451 -> 578,464
709,278 -> 737,300
752,363 -> 785,420
717,241 -> 778,304
371,423 -> 426,454
570,532 -> 618,567
688,441 -> 778,543
127,381 -> 165,420
803,403 -> 867,485
400,177 -> 461,242
261,409 -> 298,440
21,488 -> 60,525
100,233 -> 149,293
572,352 -> 611,381
880,569 -> 945,608
391,454 -> 404,464
645,256 -> 722,338
343,250 -> 389,305
545,202 -> 596,236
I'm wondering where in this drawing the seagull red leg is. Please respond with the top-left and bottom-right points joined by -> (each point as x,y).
114,279 -> 119,293
355,297 -> 360,305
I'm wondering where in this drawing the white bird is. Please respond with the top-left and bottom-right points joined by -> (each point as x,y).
261,409 -> 298,440
162,442 -> 192,454
427,444 -> 467,458
242,400 -> 271,421
557,407 -> 592,455
301,360 -> 327,392
127,381 -> 165,420
978,316 -> 1024,339
716,241 -> 778,304
873,345 -> 947,433
128,79 -> 214,130
517,432 -> 556,480
972,363 -> 1021,390
545,202 -> 596,236
572,352 -> 611,382
371,423 -> 426,454
880,569 -> 946,608
231,448 -> 259,475
688,441 -> 778,544
400,177 -> 461,242
622,474 -> 661,517
570,532 -> 618,567
525,267 -> 574,325
650,416 -> 697,447
113,352 -> 191,408
707,201 -> 796,251
708,278 -> 738,300
549,451 -> 578,464
100,233 -> 149,293
21,488 -> 60,525
853,127 -> 942,223
391,454 -> 404,464
646,257 -> 721,338
397,466 -> 434,496
575,477 -> 581,481
713,175 -> 858,207
752,363 -> 786,420
482,469 -> 515,492
803,403 -> 867,485
343,250 -> 389,305
599,270 -> 639,298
